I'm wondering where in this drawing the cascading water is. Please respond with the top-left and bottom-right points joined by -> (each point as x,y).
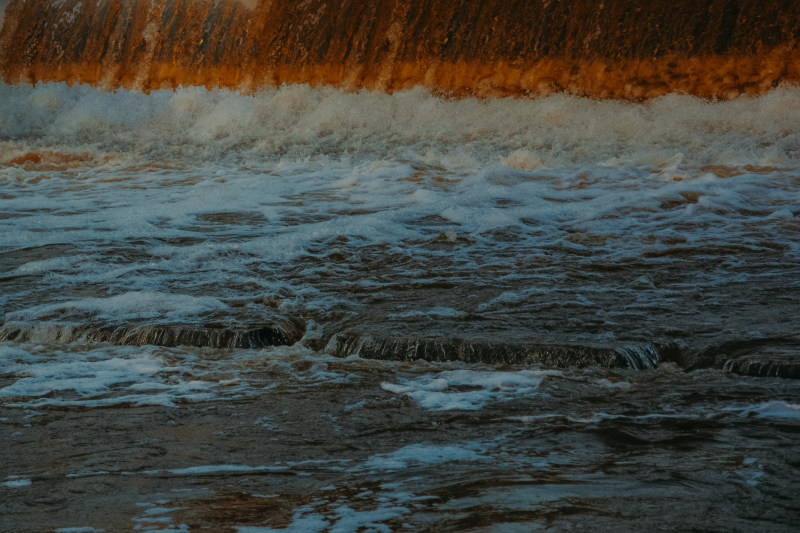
1,0 -> 800,98
1,2 -> 799,531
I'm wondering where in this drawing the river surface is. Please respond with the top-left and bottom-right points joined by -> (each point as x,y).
1,83 -> 799,531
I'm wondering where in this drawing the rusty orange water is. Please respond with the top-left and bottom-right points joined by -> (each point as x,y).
1,0 -> 799,99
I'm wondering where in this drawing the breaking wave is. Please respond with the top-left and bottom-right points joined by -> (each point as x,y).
2,82 -> 800,170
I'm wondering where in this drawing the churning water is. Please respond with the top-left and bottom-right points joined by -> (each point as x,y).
1,83 -> 800,531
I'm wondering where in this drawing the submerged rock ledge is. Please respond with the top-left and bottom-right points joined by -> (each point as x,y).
4,319 -> 799,377
325,333 -> 674,370
695,338 -> 800,379
723,357 -> 800,379
0,321 -> 305,349
1,0 -> 799,99
0,319 -> 675,369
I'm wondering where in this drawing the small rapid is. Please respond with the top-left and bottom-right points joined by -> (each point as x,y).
2,83 -> 799,369
1,82 -> 800,531
2,82 -> 800,169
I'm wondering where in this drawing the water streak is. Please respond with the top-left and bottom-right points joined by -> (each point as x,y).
1,0 -> 799,98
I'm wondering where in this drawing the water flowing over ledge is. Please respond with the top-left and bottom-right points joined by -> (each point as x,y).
325,333 -> 670,369
0,320 -> 671,369
1,0 -> 799,99
2,82 -> 798,376
4,319 -> 798,377
0,320 -> 306,349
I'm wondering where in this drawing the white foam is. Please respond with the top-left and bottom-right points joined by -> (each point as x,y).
0,344 -> 353,412
66,471 -> 110,479
362,443 -> 487,471
87,459 -> 350,478
742,401 -> 800,419
593,378 -> 632,390
388,307 -> 467,320
236,484 -> 412,533
381,369 -> 560,411
2,83 -> 799,345
1,475 -> 32,488
168,465 -> 286,475
0,344 -> 228,408
2,82 -> 799,170
5,292 -> 226,323
327,504 -> 408,533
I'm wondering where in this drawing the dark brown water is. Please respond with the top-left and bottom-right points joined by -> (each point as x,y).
2,346 -> 800,532
2,79 -> 800,530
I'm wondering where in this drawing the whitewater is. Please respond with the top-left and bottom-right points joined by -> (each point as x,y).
2,82 -> 800,531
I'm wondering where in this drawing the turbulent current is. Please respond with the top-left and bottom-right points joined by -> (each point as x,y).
2,82 -> 799,365
2,82 -> 800,531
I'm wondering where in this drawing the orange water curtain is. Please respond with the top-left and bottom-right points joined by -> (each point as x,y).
1,0 -> 798,99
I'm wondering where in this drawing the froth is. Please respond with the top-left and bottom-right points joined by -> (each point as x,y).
2,83 -> 799,354
2,83 -> 800,171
